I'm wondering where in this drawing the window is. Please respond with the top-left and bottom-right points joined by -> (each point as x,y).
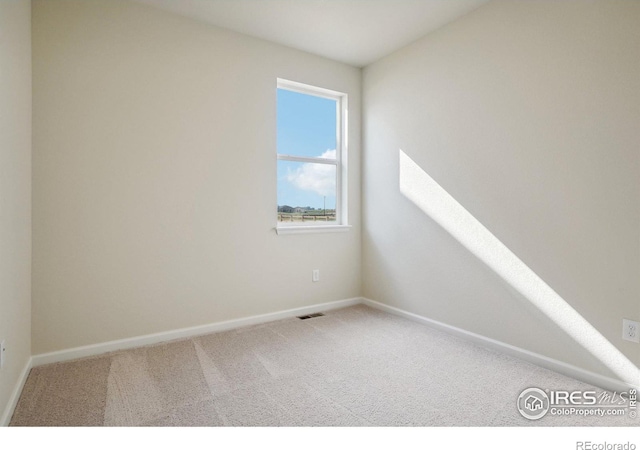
276,79 -> 349,234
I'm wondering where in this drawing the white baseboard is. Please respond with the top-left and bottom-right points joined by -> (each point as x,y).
1,357 -> 32,427
362,298 -> 638,393
31,297 -> 362,367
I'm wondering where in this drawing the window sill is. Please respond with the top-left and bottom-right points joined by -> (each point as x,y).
275,225 -> 352,235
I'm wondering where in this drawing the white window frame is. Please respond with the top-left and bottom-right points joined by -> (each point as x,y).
275,79 -> 350,235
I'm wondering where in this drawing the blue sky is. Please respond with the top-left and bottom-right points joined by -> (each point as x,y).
277,88 -> 337,209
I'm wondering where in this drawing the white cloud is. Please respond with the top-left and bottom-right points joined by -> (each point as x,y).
286,149 -> 336,197
318,149 -> 337,160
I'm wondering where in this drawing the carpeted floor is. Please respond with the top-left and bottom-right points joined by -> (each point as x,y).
10,305 -> 638,426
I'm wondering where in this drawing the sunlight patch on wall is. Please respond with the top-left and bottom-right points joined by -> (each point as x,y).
399,149 -> 639,386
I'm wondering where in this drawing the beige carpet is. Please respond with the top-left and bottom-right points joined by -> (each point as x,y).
10,305 -> 638,426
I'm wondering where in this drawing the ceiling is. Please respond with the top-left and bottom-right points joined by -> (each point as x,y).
131,0 -> 490,67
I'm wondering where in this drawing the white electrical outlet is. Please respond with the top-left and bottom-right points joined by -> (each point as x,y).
312,269 -> 320,282
622,319 -> 639,343
0,340 -> 5,370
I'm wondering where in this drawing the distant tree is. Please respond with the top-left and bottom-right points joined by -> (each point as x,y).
278,205 -> 294,213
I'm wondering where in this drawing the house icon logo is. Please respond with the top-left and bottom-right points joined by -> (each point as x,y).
517,388 -> 550,420
525,395 -> 543,411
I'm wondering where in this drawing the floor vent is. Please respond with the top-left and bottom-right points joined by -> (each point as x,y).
297,312 -> 325,320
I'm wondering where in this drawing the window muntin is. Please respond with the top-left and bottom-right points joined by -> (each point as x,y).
276,80 -> 347,229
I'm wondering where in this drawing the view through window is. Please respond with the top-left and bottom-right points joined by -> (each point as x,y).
276,80 -> 345,226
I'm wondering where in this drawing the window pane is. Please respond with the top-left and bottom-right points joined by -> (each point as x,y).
277,89 -> 337,159
277,160 -> 336,223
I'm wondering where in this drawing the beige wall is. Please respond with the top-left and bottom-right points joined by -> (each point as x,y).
363,0 -> 640,382
26,0 -> 639,385
32,0 -> 361,354
0,0 -> 32,422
